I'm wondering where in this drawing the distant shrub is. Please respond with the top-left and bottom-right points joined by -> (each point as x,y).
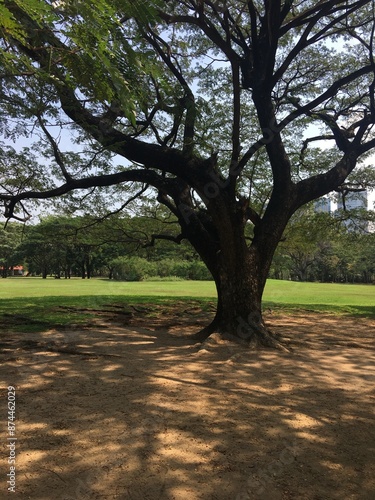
111,257 -> 157,281
157,259 -> 212,280
110,257 -> 213,281
144,276 -> 184,282
170,260 -> 191,279
187,260 -> 212,280
156,258 -> 179,277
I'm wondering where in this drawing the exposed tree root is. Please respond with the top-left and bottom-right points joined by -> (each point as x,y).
192,320 -> 292,352
191,322 -> 218,343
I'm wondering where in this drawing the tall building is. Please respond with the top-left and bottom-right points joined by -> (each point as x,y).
336,190 -> 369,232
337,190 -> 368,211
314,197 -> 331,214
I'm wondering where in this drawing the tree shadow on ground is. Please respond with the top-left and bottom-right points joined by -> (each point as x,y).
0,310 -> 374,500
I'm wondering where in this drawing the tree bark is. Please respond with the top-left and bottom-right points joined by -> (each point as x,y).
81,260 -> 86,279
182,195 -> 290,349
192,249 -> 284,348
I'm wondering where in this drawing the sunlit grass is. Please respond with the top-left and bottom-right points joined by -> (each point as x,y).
0,277 -> 216,299
264,280 -> 375,316
0,277 -> 373,333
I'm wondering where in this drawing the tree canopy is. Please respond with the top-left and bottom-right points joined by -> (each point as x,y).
1,0 -> 374,346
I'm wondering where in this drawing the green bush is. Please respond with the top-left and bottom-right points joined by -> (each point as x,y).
144,276 -> 184,281
156,258 -> 179,277
170,260 -> 190,279
187,260 -> 212,280
111,257 -> 157,281
110,257 -> 213,281
157,259 -> 212,280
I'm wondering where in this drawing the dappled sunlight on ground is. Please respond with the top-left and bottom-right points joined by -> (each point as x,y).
0,308 -> 374,499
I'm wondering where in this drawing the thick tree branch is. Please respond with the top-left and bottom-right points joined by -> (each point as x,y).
1,168 -> 180,221
277,64 -> 375,132
252,87 -> 293,192
275,0 -> 371,84
4,4 -> 208,187
157,191 -> 179,217
357,136 -> 375,154
308,112 -> 351,152
295,151 -> 359,208
144,233 -> 184,248
56,85 -> 212,189
280,0 -> 370,35
228,59 -> 241,191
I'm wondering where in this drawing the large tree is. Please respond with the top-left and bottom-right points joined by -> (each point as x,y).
1,0 -> 375,346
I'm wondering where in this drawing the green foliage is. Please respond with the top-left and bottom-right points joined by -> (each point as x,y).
1,1 -> 374,223
0,221 -> 24,276
0,145 -> 49,200
3,212 -> 373,284
0,0 -> 54,43
144,275 -> 184,282
111,256 -> 157,281
156,258 -> 212,280
0,0 -> 163,125
186,260 -> 212,280
110,256 -> 213,281
270,206 -> 375,283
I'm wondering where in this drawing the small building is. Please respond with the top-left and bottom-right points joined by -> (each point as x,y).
0,266 -> 24,276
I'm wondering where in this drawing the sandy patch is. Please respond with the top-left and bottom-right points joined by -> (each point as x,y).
0,307 -> 374,499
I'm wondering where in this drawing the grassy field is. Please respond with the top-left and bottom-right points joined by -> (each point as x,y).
0,277 -> 374,332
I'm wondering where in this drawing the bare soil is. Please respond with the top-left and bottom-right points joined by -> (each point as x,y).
1,303 -> 374,500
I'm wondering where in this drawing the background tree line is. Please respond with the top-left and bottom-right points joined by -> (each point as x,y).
1,207 -> 374,283
271,206 -> 375,284
0,213 -> 212,280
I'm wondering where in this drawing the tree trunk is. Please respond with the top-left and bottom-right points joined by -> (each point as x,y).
1,263 -> 7,278
86,255 -> 91,279
183,197 -> 290,349
193,250 -> 283,348
81,259 -> 86,279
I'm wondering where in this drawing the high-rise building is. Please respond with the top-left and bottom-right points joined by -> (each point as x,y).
314,197 -> 331,214
337,190 -> 368,211
336,190 -> 369,232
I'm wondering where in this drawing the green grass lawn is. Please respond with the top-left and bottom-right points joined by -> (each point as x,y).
0,277 -> 217,299
263,279 -> 375,316
0,277 -> 374,332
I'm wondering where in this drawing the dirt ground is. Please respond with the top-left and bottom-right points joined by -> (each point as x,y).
1,303 -> 374,500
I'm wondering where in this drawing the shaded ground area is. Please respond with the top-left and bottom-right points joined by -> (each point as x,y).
0,303 -> 374,499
